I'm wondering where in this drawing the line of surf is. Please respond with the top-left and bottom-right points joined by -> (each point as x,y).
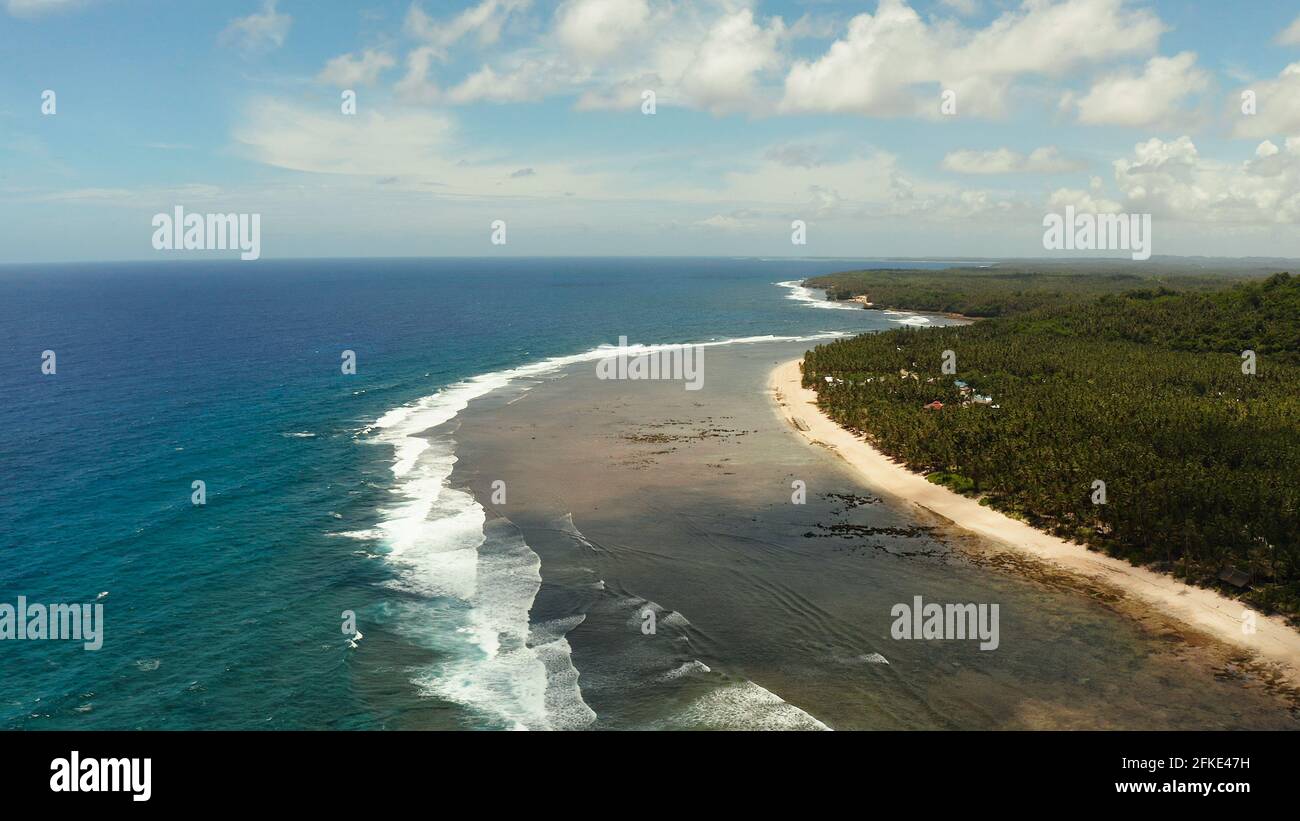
777,279 -> 934,324
364,332 -> 847,729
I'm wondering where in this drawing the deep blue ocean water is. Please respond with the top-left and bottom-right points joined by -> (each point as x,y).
0,257 -> 954,729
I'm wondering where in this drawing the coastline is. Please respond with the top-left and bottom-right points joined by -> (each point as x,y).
769,357 -> 1300,689
445,339 -> 1299,728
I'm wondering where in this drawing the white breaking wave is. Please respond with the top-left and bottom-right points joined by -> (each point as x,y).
673,681 -> 831,731
778,280 -> 941,326
775,279 -> 862,311
403,517 -> 596,730
884,310 -> 932,326
369,333 -> 843,730
329,528 -> 385,541
660,659 -> 712,681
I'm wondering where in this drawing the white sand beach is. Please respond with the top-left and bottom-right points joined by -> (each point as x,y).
770,358 -> 1300,687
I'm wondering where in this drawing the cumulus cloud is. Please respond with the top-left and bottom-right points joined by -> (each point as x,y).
780,0 -> 1165,118
1068,51 -> 1208,126
382,0 -> 1193,121
943,146 -> 1085,174
401,0 -> 787,114
1042,136 -> 1300,232
1231,63 -> 1300,139
318,50 -> 396,87
556,0 -> 653,61
1112,136 -> 1300,224
219,0 -> 291,53
677,8 -> 785,112
1047,186 -> 1123,214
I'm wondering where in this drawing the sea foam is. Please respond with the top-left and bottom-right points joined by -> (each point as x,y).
775,280 -> 863,311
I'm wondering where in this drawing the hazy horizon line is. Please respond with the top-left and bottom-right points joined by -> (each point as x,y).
4,253 -> 1299,269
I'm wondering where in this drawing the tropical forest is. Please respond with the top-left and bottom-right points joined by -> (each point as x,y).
802,269 -> 1300,620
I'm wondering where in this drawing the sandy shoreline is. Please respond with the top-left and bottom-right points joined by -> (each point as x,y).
769,358 -> 1300,688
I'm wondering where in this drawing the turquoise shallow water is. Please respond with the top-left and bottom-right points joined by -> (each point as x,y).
0,257 -> 950,729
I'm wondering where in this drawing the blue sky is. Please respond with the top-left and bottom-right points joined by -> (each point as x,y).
3,0 -> 1300,262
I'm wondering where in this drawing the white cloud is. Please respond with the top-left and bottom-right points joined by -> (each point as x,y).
232,97 -> 620,199
1047,186 -> 1123,214
318,50 -> 396,87
781,0 -> 1166,118
571,77 -> 654,111
556,0 -> 652,61
665,144 -> 1023,221
230,96 -> 1024,229
1231,63 -> 1300,139
1278,14 -> 1300,46
235,99 -> 458,179
397,1 -> 535,101
219,0 -> 291,53
445,63 -> 555,103
387,0 -> 1179,120
1023,147 -> 1086,173
943,146 -> 1084,174
781,1 -> 942,117
1070,51 -> 1207,126
406,0 -> 532,53
1111,136 -> 1300,224
405,1 -> 787,114
584,4 -> 787,114
395,46 -> 443,103
677,8 -> 785,113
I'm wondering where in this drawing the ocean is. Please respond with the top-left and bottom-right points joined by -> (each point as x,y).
0,257 -> 957,729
